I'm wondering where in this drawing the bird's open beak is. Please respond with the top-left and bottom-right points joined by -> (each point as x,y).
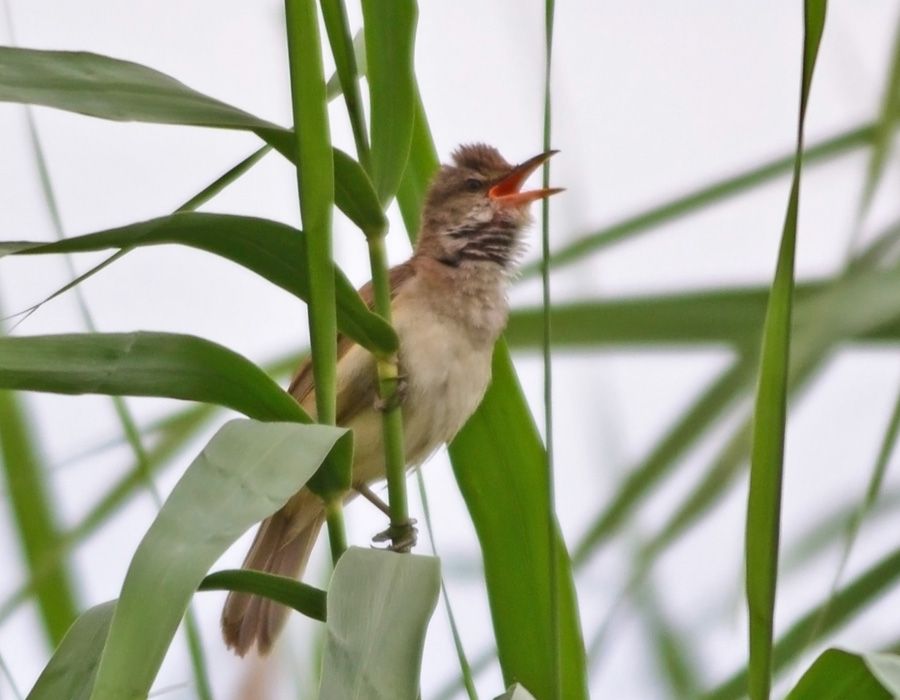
488,150 -> 563,207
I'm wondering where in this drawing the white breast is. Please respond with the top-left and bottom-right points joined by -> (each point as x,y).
393,299 -> 495,466
342,264 -> 509,485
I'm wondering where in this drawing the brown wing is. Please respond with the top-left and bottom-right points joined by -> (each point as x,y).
288,262 -> 416,423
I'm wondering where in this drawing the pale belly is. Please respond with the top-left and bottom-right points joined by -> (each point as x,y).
346,303 -> 495,485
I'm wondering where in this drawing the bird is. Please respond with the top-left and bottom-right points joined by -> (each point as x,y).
221,143 -> 561,656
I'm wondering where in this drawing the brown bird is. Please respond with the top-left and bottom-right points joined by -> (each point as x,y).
221,144 -> 561,656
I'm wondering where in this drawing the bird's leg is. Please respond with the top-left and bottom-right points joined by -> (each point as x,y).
373,371 -> 408,412
355,483 -> 418,552
354,482 -> 392,517
372,519 -> 418,553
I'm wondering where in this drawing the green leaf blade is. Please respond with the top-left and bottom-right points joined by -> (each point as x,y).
89,419 -> 351,700
785,649 -> 894,700
198,569 -> 326,623
0,46 -> 278,131
319,547 -> 440,700
449,345 -> 589,700
0,332 -> 307,423
745,3 -> 827,698
394,85 -> 588,699
1,212 -> 397,354
26,602 -> 117,700
362,0 -> 417,204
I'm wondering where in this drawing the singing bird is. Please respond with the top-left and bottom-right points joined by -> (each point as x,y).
222,144 -> 561,656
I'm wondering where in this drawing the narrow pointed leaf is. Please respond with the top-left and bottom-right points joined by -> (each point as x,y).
745,4 -> 826,698
449,345 -> 588,700
705,544 -> 900,700
395,87 -> 588,698
0,332 -> 307,422
89,419 -> 350,699
26,602 -> 116,700
362,0 -> 417,204
0,212 -> 396,353
319,547 -> 440,700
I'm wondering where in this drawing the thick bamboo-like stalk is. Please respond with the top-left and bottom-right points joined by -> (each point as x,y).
284,0 -> 346,559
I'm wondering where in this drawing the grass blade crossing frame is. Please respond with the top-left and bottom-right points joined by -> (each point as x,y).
745,3 -> 827,699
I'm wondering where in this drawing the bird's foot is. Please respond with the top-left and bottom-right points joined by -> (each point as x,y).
372,518 -> 418,553
373,374 -> 408,413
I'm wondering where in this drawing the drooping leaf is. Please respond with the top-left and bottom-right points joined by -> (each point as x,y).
0,47 -> 386,236
0,332 -> 307,422
0,46 -> 277,130
318,547 -> 440,700
0,347 -> 308,625
198,569 -> 326,623
26,602 -> 116,700
89,420 -> 351,699
333,149 -> 387,238
362,0 -> 417,204
0,212 -> 396,354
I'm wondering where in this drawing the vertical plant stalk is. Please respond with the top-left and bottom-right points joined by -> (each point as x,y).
541,0 -> 561,698
356,0 -> 417,545
366,233 -> 410,539
745,3 -> 827,700
284,0 -> 347,559
319,11 -> 407,525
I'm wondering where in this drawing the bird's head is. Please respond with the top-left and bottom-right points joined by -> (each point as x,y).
416,144 -> 561,269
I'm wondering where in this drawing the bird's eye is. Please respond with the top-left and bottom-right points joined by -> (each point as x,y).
464,178 -> 483,192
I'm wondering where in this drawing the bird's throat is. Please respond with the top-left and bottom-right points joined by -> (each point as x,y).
437,218 -> 522,269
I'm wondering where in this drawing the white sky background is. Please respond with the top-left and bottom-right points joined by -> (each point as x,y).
1,1 -> 900,698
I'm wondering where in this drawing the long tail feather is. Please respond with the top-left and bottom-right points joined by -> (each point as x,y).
221,489 -> 324,656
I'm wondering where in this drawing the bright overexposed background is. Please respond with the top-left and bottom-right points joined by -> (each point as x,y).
2,1 -> 900,698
